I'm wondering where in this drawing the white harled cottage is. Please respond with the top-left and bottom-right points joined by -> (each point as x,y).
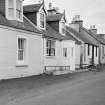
0,0 -> 43,79
24,3 -> 77,74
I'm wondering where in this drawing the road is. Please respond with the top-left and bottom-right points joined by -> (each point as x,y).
7,71 -> 105,105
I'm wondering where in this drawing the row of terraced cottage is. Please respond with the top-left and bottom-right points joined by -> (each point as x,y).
0,0 -> 105,79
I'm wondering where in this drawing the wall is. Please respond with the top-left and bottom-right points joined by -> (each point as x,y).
75,44 -> 80,68
83,44 -> 99,65
99,45 -> 105,64
0,26 -> 43,80
94,46 -> 99,65
43,38 -> 75,71
61,40 -> 75,70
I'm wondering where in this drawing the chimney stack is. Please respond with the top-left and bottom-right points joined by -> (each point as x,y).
71,15 -> 83,27
89,25 -> 97,34
49,2 -> 52,10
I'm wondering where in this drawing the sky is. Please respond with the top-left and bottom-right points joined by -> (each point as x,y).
23,0 -> 105,34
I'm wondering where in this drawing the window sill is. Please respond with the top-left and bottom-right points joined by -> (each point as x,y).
46,56 -> 56,59
16,61 -> 28,67
16,64 -> 28,67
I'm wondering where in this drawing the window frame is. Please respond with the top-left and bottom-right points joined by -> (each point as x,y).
96,47 -> 98,57
46,39 -> 56,57
88,44 -> 90,56
6,0 -> 23,22
63,48 -> 67,57
40,13 -> 45,28
17,35 -> 28,66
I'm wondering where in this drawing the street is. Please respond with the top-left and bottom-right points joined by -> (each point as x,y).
6,71 -> 105,105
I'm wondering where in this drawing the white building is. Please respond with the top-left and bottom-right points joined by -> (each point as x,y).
24,3 -> 77,74
69,15 -> 100,67
0,0 -> 43,79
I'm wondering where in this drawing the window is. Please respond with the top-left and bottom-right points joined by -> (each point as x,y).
40,13 -> 45,28
8,0 -> 14,18
71,47 -> 74,57
46,40 -> 55,56
7,0 -> 23,21
63,48 -> 67,57
96,47 -> 98,57
61,22 -> 65,35
102,46 -> 104,56
18,38 -> 25,61
88,44 -> 90,56
16,0 -> 22,19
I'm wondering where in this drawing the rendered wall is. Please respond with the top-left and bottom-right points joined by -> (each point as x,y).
0,27 -> 43,80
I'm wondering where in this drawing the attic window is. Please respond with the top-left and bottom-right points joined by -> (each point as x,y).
8,0 -> 14,18
62,22 -> 66,35
16,0 -> 22,20
6,0 -> 23,21
40,13 -> 45,28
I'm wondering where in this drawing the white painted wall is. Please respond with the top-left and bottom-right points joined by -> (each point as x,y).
43,38 -> 75,71
0,26 -> 43,80
83,44 -> 99,65
61,40 -> 75,70
99,45 -> 105,64
94,46 -> 99,65
75,44 -> 80,68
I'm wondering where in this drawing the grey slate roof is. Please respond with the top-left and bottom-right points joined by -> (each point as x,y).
23,4 -> 42,13
43,23 -> 64,40
88,31 -> 105,45
43,23 -> 81,44
0,13 -> 41,33
66,26 -> 99,46
46,14 -> 63,22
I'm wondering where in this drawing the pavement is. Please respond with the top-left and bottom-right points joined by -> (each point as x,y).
0,68 -> 105,105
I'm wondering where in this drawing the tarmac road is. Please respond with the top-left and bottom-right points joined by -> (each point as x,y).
8,71 -> 105,105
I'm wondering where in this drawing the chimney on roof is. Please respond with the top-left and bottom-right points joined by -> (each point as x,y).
69,15 -> 83,32
48,3 -> 58,15
71,15 -> 83,27
89,25 -> 97,34
49,2 -> 52,10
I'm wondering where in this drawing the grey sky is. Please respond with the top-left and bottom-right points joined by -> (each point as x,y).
23,0 -> 105,34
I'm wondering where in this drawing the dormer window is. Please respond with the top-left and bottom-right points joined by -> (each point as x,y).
40,13 -> 45,28
8,0 -> 14,18
6,0 -> 23,21
62,21 -> 66,35
16,0 -> 22,20
59,20 -> 66,35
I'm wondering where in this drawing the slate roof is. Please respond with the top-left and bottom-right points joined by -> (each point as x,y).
96,36 -> 105,45
0,13 -> 41,33
46,13 -> 63,22
43,23 -> 64,40
88,30 -> 105,45
23,3 -> 42,13
66,26 -> 99,46
43,23 -> 81,44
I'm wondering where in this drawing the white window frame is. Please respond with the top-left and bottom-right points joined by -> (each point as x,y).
63,48 -> 67,57
37,6 -> 46,30
6,0 -> 23,22
40,13 -> 45,28
46,39 -> 55,57
17,35 -> 28,66
59,18 -> 66,35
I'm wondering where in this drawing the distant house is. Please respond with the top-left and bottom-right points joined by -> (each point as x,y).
69,15 -> 100,66
66,26 -> 83,68
0,0 -> 43,79
94,33 -> 105,64
24,3 -> 81,74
